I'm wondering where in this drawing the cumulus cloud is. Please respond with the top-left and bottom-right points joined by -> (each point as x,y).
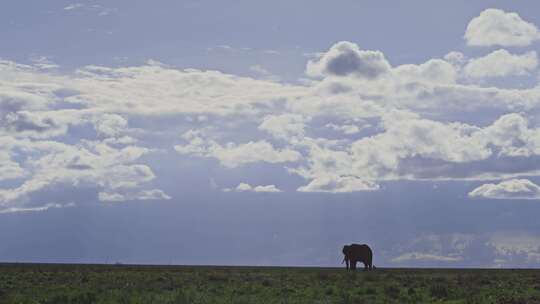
174,130 -> 301,168
444,51 -> 466,66
393,59 -> 457,84
482,113 -> 540,157
300,49 -> 540,118
69,64 -> 304,117
3,111 -> 65,138
464,50 -> 538,79
98,189 -> 171,202
223,182 -> 282,193
0,101 -> 170,212
1,29 -> 540,209
290,112 -> 540,189
297,176 -> 379,193
258,114 -> 310,141
469,179 -> 540,199
0,140 -> 165,209
0,151 -> 26,181
92,113 -> 128,137
306,41 -> 391,78
465,8 -> 540,47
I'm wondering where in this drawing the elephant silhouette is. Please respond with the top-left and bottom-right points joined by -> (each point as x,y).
342,243 -> 373,271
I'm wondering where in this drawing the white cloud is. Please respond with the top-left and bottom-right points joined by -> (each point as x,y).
325,123 -> 361,135
224,182 -> 282,193
2,111 -> 67,138
98,189 -> 171,202
291,112 -> 540,187
469,179 -> 540,199
235,183 -> 253,192
63,3 -> 116,16
0,151 -> 26,181
253,185 -> 282,192
465,8 -> 540,47
0,137 -> 169,211
297,175 -> 379,193
249,65 -> 270,75
249,65 -> 280,81
339,112 -> 489,177
391,252 -> 462,263
175,131 -> 301,168
393,59 -> 457,84
299,49 -> 540,117
306,41 -> 391,78
482,113 -> 540,157
0,202 -> 75,214
444,51 -> 466,66
464,50 -> 538,78
1,30 -> 540,208
69,65 -> 304,116
92,113 -> 128,137
63,3 -> 83,10
258,114 -> 310,141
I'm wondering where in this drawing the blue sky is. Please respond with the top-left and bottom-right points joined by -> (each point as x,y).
1,1 -> 540,267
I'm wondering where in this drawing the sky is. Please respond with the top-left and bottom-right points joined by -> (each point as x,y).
1,1 -> 540,268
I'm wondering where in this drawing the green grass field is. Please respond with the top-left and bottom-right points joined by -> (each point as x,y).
1,263 -> 539,304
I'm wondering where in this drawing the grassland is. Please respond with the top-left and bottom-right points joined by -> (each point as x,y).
0,263 -> 539,303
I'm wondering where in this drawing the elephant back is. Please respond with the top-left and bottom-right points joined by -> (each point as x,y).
349,243 -> 373,260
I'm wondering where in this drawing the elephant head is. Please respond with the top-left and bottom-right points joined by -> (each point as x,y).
342,245 -> 351,270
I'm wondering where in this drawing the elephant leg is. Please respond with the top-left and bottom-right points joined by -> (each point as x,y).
352,260 -> 357,270
345,259 -> 349,270
363,262 -> 368,271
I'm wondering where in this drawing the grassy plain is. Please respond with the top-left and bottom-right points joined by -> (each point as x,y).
0,263 -> 539,303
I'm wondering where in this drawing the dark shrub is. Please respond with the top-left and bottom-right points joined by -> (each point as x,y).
365,287 -> 377,295
384,285 -> 400,299
430,284 -> 449,299
325,287 -> 334,295
317,272 -> 331,281
72,292 -> 97,304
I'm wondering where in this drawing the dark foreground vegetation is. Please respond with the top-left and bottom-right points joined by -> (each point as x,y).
1,263 -> 540,303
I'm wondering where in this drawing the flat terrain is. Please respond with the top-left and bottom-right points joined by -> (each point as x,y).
0,263 -> 539,303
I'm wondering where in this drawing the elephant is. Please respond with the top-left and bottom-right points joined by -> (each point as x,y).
342,243 -> 373,271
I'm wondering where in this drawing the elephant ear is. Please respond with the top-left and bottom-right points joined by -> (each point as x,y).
342,245 -> 349,254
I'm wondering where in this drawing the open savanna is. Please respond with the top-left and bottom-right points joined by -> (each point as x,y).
1,263 -> 539,304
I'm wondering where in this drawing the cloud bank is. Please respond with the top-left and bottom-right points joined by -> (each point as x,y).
1,8 -> 540,213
